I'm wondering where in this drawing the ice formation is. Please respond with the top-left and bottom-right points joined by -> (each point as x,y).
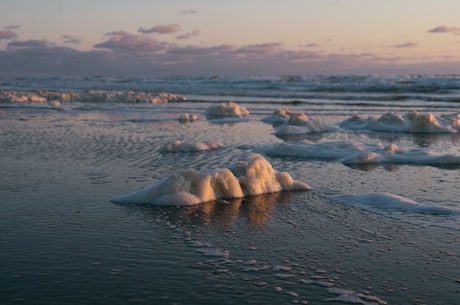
255,140 -> 460,166
112,154 -> 310,206
339,111 -> 458,133
0,90 -> 186,104
205,101 -> 249,118
158,140 -> 223,153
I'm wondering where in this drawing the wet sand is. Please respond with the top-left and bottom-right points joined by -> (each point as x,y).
1,109 -> 459,304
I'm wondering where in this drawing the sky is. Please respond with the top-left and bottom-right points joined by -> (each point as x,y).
1,0 -> 460,76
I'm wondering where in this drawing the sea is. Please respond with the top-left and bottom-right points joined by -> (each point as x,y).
1,75 -> 459,305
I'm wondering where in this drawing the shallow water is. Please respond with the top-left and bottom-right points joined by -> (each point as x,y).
1,104 -> 459,304
2,75 -> 460,304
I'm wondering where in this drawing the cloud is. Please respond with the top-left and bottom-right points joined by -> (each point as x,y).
180,9 -> 197,16
428,26 -> 460,35
176,30 -> 200,40
7,39 -> 55,50
2,29 -> 460,76
4,25 -> 21,30
391,42 -> 418,48
95,32 -> 168,53
302,43 -> 319,48
62,35 -> 81,44
138,24 -> 181,34
0,29 -> 18,40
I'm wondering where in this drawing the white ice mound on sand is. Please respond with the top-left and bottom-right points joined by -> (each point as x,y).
205,101 -> 249,118
339,111 -> 458,133
112,154 -> 310,206
159,140 -> 223,153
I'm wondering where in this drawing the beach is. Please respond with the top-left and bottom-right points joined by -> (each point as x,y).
1,75 -> 460,304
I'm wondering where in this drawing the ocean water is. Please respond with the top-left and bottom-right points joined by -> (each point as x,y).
1,75 -> 459,304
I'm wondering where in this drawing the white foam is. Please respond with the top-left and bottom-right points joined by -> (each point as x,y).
274,112 -> 334,136
0,89 -> 186,104
158,140 -> 223,153
256,141 -> 460,166
339,111 -> 458,133
256,141 -> 369,160
178,113 -> 199,122
329,192 -> 460,215
262,108 -> 294,124
325,287 -> 387,305
112,154 -> 310,206
205,101 -> 249,118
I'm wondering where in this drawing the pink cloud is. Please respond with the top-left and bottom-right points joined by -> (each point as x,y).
62,35 -> 81,44
138,24 -> 181,34
428,26 -> 460,35
0,29 -> 18,40
7,39 -> 55,50
392,42 -> 418,48
176,30 -> 200,40
95,32 -> 168,53
2,27 -> 460,76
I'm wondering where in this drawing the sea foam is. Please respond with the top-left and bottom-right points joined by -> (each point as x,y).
339,111 -> 458,133
205,101 -> 249,118
329,192 -> 459,215
112,154 -> 310,206
255,141 -> 460,166
0,90 -> 186,104
159,140 -> 223,153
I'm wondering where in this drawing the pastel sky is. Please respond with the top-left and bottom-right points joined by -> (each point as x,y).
1,0 -> 460,76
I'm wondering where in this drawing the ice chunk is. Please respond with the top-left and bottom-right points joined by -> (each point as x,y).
112,154 -> 310,206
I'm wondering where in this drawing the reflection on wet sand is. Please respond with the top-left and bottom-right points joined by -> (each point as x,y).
140,191 -> 297,226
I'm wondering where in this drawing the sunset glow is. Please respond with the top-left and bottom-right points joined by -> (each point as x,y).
2,0 -> 460,76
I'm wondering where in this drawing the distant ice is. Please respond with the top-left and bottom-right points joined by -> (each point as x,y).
112,153 -> 310,206
255,140 -> 460,166
205,101 -> 249,118
159,140 -> 223,153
